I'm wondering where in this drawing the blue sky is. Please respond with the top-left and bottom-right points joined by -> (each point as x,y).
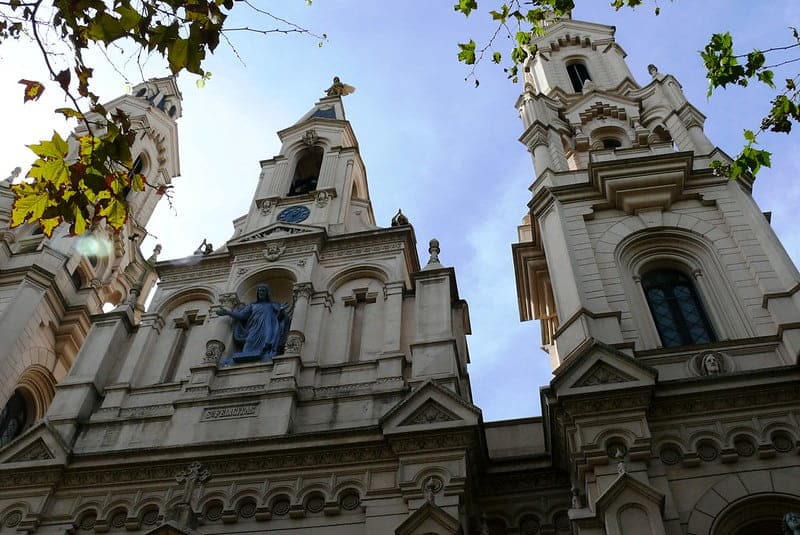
1,1 -> 799,421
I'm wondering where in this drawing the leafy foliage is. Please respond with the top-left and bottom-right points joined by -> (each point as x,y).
456,1 -> 800,181
3,0 -> 322,236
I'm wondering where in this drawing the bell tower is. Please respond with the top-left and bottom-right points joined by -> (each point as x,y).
513,14 -> 800,534
235,91 -> 375,240
0,77 -> 181,447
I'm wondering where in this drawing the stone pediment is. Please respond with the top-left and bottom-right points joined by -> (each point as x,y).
229,222 -> 323,245
595,472 -> 665,515
382,380 -> 480,435
395,501 -> 462,535
563,92 -> 641,126
0,421 -> 69,467
551,340 -> 656,399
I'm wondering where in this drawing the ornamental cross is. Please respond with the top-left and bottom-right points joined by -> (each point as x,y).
175,462 -> 211,504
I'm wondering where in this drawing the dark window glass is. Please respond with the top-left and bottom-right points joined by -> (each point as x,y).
0,392 -> 27,447
602,138 -> 622,149
566,62 -> 591,92
642,269 -> 716,348
289,147 -> 323,196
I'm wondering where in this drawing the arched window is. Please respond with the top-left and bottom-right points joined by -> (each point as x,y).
602,138 -> 622,149
566,62 -> 591,92
0,391 -> 29,447
289,147 -> 323,196
642,269 -> 716,347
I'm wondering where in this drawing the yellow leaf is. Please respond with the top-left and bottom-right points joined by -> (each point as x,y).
70,204 -> 88,235
40,217 -> 61,237
98,196 -> 128,230
27,132 -> 69,159
28,157 -> 69,187
10,181 -> 52,228
131,172 -> 145,191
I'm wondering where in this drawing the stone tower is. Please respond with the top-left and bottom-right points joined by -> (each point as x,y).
0,88 -> 485,534
513,14 -> 800,534
0,77 -> 181,448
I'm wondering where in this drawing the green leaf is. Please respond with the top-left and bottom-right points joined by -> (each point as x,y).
492,51 -> 502,64
454,0 -> 478,16
457,40 -> 477,65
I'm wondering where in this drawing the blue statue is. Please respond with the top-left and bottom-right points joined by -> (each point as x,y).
217,284 -> 291,364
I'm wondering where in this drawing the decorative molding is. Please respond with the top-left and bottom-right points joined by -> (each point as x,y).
389,431 -> 474,454
478,470 -> 571,496
60,445 -> 395,487
7,439 -> 54,462
650,385 -> 800,418
319,240 -> 403,261
399,400 -> 460,426
160,267 -> 230,283
574,362 -> 635,387
240,226 -> 316,243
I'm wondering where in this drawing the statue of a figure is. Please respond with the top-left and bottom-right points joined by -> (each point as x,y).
784,512 -> 800,535
217,284 -> 291,364
324,76 -> 356,97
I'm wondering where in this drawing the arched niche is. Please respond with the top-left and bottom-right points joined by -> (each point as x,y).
236,268 -> 297,306
319,267 -> 389,366
136,287 -> 216,386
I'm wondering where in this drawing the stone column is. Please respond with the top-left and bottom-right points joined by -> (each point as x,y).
289,283 -> 314,335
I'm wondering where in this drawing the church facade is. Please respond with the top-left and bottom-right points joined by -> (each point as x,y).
1,14 -> 799,535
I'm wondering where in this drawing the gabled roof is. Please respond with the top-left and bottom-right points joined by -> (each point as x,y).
395,501 -> 462,535
0,420 -> 70,468
381,379 -> 481,435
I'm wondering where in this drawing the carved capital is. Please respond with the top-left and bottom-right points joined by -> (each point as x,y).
256,198 -> 277,216
284,331 -> 305,354
292,282 -> 314,302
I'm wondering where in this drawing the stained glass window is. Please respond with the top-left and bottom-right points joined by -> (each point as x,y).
642,269 -> 716,348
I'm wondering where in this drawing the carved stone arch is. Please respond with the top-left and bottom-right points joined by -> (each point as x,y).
592,427 -> 638,455
408,467 -> 450,502
131,497 -> 164,519
761,422 -> 799,452
263,485 -> 297,504
589,123 -> 632,150
297,482 -> 332,504
236,267 -> 297,305
512,510 -> 544,532
227,488 -> 261,508
0,501 -> 30,529
100,498 -> 134,519
613,226 -> 754,348
72,504 -> 102,532
654,439 -> 686,466
617,503 -> 652,533
332,478 -> 366,499
689,434 -> 723,462
687,471 -> 800,535
16,362 -> 57,420
154,286 -> 216,317
722,425 -> 760,446
324,265 -> 390,294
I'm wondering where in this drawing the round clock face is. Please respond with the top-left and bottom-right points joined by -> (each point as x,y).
276,205 -> 310,223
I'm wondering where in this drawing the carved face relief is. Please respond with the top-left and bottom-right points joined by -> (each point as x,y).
264,243 -> 285,262
701,352 -> 723,375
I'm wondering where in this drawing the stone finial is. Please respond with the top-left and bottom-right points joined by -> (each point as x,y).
147,243 -> 162,264
571,487 -> 582,509
425,238 -> 441,267
391,208 -> 409,227
325,76 -> 356,97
